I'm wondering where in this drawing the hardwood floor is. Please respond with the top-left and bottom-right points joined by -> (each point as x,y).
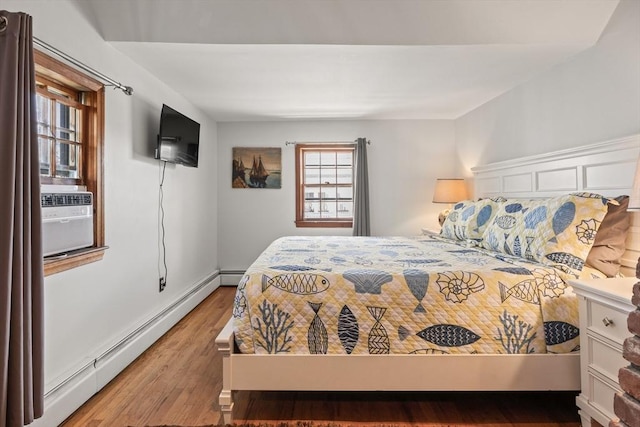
61,286 -> 581,427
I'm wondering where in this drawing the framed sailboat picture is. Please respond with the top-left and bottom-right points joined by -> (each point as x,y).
232,147 -> 282,189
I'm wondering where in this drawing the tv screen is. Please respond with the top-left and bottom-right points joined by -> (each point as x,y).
156,104 -> 200,167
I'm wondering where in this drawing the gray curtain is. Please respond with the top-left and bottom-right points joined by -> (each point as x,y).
0,11 -> 45,427
352,137 -> 370,236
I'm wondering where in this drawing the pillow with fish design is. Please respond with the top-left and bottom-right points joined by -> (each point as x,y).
440,198 -> 501,244
480,193 -> 614,276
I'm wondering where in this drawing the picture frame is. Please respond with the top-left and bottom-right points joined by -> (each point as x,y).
232,147 -> 282,189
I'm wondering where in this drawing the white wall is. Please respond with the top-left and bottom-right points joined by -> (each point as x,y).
217,120 -> 456,270
1,0 -> 219,424
455,0 -> 640,172
217,0 -> 640,276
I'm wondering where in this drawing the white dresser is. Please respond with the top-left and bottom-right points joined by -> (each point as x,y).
570,277 -> 636,427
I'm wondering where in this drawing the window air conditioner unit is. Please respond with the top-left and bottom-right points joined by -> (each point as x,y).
41,190 -> 94,257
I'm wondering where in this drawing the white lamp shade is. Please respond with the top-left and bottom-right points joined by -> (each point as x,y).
629,155 -> 640,211
433,178 -> 468,204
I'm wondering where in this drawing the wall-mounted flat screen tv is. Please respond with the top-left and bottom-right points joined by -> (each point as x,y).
155,104 -> 200,167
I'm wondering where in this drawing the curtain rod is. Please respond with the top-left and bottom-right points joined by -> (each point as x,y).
285,140 -> 370,146
33,37 -> 133,96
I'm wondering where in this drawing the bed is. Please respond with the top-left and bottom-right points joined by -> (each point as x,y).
216,134 -> 640,424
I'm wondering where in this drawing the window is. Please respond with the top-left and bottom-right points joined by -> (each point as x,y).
295,144 -> 354,228
36,75 -> 83,181
35,50 -> 106,276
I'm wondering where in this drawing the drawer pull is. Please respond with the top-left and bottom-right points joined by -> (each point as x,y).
602,317 -> 614,327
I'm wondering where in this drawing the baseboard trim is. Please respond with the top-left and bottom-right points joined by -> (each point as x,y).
220,269 -> 245,286
30,271 -> 220,427
94,271 -> 220,389
30,362 -> 96,427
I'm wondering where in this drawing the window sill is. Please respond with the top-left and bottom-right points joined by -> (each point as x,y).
295,220 -> 353,228
44,246 -> 108,276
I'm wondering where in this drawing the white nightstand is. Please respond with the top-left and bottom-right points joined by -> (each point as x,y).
570,277 -> 636,427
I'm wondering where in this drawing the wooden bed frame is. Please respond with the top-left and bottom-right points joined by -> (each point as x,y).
215,134 -> 640,424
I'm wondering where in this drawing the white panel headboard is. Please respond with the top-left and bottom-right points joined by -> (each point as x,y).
471,134 -> 640,277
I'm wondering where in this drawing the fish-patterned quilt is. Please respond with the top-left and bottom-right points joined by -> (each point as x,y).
232,235 -> 581,355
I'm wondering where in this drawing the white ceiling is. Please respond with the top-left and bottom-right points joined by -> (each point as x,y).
72,0 -> 619,121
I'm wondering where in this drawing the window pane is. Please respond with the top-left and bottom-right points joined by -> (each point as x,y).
56,103 -> 78,141
303,187 -> 319,200
323,187 -> 337,200
39,137 -> 51,176
304,168 -> 320,184
337,152 -> 352,166
56,142 -> 79,178
337,187 -> 353,200
305,201 -> 321,219
337,201 -> 352,218
36,94 -> 51,136
304,152 -> 320,166
319,201 -> 336,218
320,167 -> 335,184
336,167 -> 353,184
320,151 -> 336,166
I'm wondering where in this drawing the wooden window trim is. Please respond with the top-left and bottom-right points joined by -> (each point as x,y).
36,74 -> 82,100
35,50 -> 107,276
44,246 -> 108,276
295,144 -> 354,228
34,50 -> 103,92
36,87 -> 85,109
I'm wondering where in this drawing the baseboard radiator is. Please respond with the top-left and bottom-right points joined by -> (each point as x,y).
32,271 -> 220,427
220,269 -> 245,286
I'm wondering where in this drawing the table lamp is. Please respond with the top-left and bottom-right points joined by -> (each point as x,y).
432,178 -> 468,226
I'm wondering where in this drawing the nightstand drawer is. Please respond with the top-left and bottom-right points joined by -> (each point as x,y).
571,277 -> 635,427
589,337 -> 626,383
589,373 -> 619,421
588,300 -> 631,344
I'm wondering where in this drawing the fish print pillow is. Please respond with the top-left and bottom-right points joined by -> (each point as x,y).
480,193 -> 613,275
440,198 -> 501,244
